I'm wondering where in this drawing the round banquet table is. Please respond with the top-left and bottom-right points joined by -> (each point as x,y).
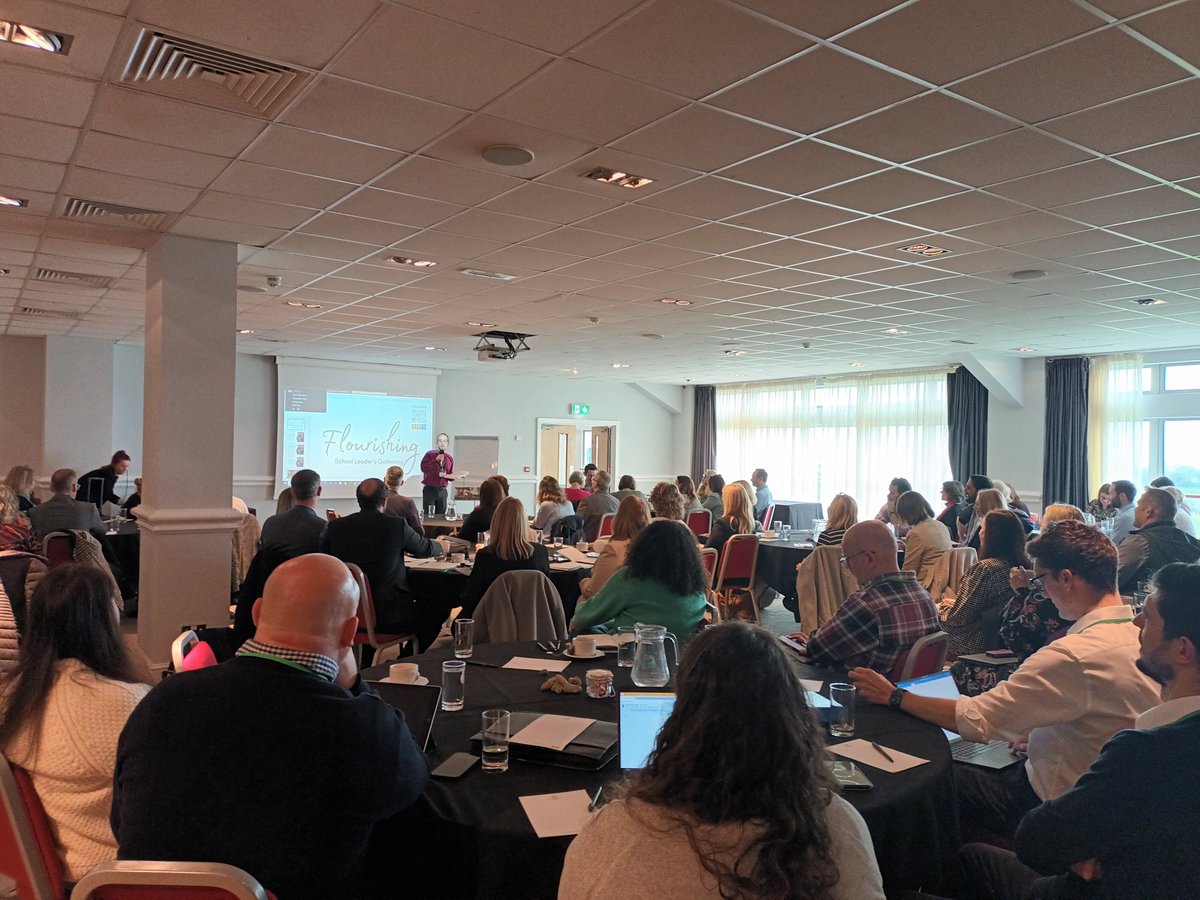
407,566 -> 586,623
420,515 -> 465,538
364,641 -> 958,899
756,538 -> 815,614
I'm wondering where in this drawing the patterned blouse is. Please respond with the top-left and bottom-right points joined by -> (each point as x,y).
942,558 -> 1013,656
0,519 -> 38,554
1000,587 -> 1074,663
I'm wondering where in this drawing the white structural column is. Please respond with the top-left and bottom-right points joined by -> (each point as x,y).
137,235 -> 240,664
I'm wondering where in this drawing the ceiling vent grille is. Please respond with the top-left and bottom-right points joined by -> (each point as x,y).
17,306 -> 83,320
62,197 -> 169,230
32,268 -> 115,289
120,28 -> 311,118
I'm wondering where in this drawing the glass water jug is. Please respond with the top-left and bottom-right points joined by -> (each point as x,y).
631,623 -> 679,688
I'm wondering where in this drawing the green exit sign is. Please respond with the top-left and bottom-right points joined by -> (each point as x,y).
570,403 -> 590,416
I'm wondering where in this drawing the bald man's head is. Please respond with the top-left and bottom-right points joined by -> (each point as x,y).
253,554 -> 359,654
841,520 -> 900,586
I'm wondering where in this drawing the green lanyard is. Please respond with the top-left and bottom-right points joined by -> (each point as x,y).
239,651 -> 331,681
1077,615 -> 1134,634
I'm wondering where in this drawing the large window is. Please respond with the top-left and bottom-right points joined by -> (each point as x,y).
715,370 -> 952,512
1141,360 -> 1200,530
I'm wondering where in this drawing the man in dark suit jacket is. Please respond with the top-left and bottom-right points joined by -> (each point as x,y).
259,469 -> 326,558
28,468 -> 106,540
320,478 -> 450,649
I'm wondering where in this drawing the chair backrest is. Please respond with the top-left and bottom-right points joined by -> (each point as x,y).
685,509 -> 711,538
928,546 -> 978,599
41,532 -> 73,569
597,513 -> 615,538
891,630 -> 950,682
714,533 -> 759,591
71,861 -> 270,899
759,504 -> 776,529
795,545 -> 857,633
170,630 -> 218,673
699,548 -> 718,588
474,570 -> 567,643
0,754 -> 64,900
551,515 -> 583,544
345,563 -> 379,645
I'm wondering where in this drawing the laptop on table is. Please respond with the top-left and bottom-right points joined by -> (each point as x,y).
897,672 -> 1022,770
368,681 -> 443,752
618,691 -> 675,769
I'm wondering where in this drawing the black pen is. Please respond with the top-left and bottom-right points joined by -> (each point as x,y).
464,659 -> 502,668
588,786 -> 603,811
871,741 -> 895,763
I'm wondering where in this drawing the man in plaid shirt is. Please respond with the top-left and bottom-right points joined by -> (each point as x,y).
802,520 -> 940,673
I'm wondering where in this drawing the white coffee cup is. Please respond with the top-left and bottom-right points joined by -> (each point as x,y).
389,662 -> 420,684
451,552 -> 465,564
576,540 -> 589,551
572,636 -> 597,657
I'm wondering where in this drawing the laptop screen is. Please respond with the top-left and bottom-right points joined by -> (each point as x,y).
369,681 -> 442,751
619,692 -> 675,769
897,671 -> 962,742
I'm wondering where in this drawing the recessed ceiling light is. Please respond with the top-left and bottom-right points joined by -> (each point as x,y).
851,362 -> 866,368
1015,347 -> 1036,353
1010,269 -> 1047,281
0,195 -> 29,207
466,321 -> 496,328
0,267 -> 9,276
658,297 -> 693,307
884,327 -> 909,335
899,243 -> 951,257
641,333 -> 664,340
460,268 -> 517,281
238,284 -> 267,293
237,329 -> 255,334
424,346 -> 446,352
724,349 -> 746,357
611,362 -> 630,369
304,303 -> 322,309
387,255 -> 437,268
1136,297 -> 1167,306
563,367 -> 580,375
584,167 -> 654,190
0,21 -> 72,54
481,145 -> 535,167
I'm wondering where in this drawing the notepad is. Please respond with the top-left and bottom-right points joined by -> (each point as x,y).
502,657 -> 571,673
510,714 -> 594,751
829,739 -> 929,773
519,790 -> 593,838
800,679 -> 823,693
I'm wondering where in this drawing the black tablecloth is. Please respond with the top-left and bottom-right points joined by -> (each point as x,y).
102,521 -> 140,610
408,567 -> 586,622
773,500 -> 825,529
365,642 -> 957,899
756,539 -> 815,611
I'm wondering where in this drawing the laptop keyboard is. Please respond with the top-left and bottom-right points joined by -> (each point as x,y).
952,740 -> 1009,762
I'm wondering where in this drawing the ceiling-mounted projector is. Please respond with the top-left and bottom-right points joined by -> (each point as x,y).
473,330 -> 533,361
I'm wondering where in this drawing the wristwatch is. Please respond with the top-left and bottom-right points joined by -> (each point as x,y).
888,687 -> 908,710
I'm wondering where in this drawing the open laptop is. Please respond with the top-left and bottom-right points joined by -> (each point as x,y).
618,692 -> 675,769
368,681 -> 443,752
898,672 -> 1022,770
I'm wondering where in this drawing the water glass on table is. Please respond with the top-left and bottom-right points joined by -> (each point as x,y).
428,505 -> 437,519
454,618 -> 474,658
481,709 -> 510,772
441,660 -> 465,711
616,626 -> 637,667
829,682 -> 856,737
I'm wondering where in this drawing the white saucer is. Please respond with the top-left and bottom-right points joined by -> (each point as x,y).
563,648 -> 605,660
379,675 -> 429,686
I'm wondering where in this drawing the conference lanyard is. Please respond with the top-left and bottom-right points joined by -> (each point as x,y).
1077,616 -> 1135,633
239,651 -> 332,681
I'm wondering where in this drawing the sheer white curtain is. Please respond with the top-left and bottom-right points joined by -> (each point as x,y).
716,370 -> 952,514
1088,353 -> 1145,493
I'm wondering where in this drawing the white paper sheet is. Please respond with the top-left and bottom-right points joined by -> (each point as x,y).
510,714 -> 594,751
800,679 -> 823,693
519,790 -> 593,838
592,633 -> 636,651
550,561 -> 588,572
828,739 -> 929,773
502,657 -> 571,673
557,546 -> 594,564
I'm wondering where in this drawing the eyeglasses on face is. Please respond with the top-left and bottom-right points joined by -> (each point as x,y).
839,549 -> 869,568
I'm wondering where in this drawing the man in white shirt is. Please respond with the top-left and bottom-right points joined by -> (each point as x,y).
851,520 -> 1159,839
1108,479 -> 1137,546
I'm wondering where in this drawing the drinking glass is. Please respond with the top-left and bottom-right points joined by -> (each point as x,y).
481,710 -> 510,772
428,504 -> 437,519
447,503 -> 457,519
480,531 -> 490,548
553,536 -> 564,550
454,617 -> 474,659
829,683 -> 856,737
772,520 -> 782,534
441,660 -> 465,711
616,626 -> 637,668
812,518 -> 826,539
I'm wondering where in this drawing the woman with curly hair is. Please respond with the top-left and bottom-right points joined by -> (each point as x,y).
0,485 -> 38,553
648,481 -> 685,521
560,623 -> 884,900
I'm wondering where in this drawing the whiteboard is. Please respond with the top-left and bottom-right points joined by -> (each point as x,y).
452,435 -> 499,500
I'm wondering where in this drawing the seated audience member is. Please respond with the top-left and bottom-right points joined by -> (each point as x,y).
28,468 -> 106,541
119,477 -> 142,516
259,469 -> 326,558
799,521 -> 939,674
580,496 -> 650,600
0,486 -> 38,552
705,482 -> 756,559
113,555 -> 428,900
459,497 -> 550,618
1087,482 -> 1114,520
695,468 -> 717,502
1108,479 -> 1138,545
319,478 -> 449,650
4,465 -> 38,513
458,477 -> 503,544
649,481 -> 685,521
1001,505 -> 1081,661
75,451 -> 131,512
675,475 -> 702,514
992,479 -> 1031,516
965,487 -> 1008,552
564,471 -> 590,505
583,463 -> 598,491
571,521 -> 708,644
274,487 -> 295,516
700,474 -> 725,518
937,480 -> 969,535
382,465 -> 422,535
487,474 -> 510,497
750,468 -> 773,518
874,477 -> 913,538
963,562 -> 1200,900
531,476 -> 575,533
1117,486 -> 1200,592
1,565 -> 152,882
943,510 -> 1029,655
1161,485 -> 1196,536
610,474 -> 646,508
958,474 -> 994,544
896,491 -> 951,589
577,471 -> 619,542
817,493 -> 857,546
561,623 -> 884,900
851,521 -> 1159,839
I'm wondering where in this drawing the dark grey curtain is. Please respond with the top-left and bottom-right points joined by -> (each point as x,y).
1043,358 -> 1090,509
946,367 -> 988,484
692,386 -> 717,481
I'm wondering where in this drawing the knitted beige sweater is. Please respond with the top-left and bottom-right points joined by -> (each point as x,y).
5,659 -> 150,881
